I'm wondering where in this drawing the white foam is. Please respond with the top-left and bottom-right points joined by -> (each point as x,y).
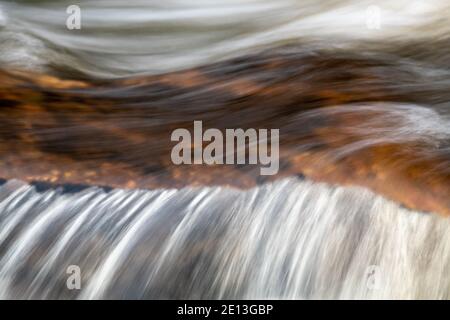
1,0 -> 449,77
0,178 -> 449,299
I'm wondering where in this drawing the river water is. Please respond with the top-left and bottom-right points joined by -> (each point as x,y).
0,0 -> 449,299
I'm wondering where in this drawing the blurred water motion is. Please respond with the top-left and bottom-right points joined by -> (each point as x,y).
0,0 -> 449,299
0,178 -> 449,299
1,0 -> 449,77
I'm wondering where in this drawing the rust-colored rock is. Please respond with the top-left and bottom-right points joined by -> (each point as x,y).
0,46 -> 448,215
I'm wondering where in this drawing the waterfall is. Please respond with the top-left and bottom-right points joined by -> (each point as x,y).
0,178 -> 448,299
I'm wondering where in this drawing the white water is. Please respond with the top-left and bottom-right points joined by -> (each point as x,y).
0,178 -> 449,299
0,0 -> 449,77
0,0 -> 449,301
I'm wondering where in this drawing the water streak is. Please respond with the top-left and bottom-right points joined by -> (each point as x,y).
0,179 -> 449,299
1,0 -> 449,77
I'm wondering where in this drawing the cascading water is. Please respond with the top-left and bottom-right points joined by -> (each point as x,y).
0,178 -> 449,299
0,0 -> 449,301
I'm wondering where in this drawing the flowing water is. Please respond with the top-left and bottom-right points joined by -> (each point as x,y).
0,0 -> 449,299
1,0 -> 450,77
0,178 -> 449,299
